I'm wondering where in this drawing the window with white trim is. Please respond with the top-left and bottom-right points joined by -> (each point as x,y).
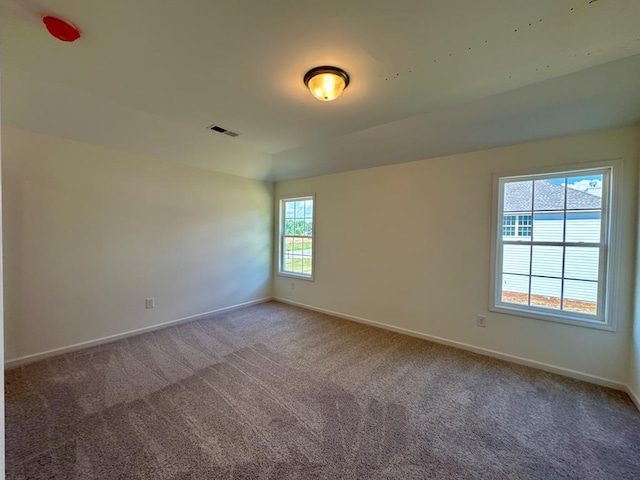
278,196 -> 314,279
492,165 -> 615,329
503,214 -> 532,237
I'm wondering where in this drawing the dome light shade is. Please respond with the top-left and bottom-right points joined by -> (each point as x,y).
304,66 -> 350,102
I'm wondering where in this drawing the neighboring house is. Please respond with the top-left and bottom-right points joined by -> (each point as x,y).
502,180 -> 602,308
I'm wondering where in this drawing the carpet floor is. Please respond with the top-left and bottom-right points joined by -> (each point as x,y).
5,301 -> 640,479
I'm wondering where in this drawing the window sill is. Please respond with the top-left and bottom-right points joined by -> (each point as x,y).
489,304 -> 614,331
277,271 -> 314,282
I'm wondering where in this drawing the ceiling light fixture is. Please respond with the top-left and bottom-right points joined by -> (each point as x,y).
304,66 -> 350,102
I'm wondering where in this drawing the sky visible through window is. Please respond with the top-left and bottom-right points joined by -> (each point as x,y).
547,175 -> 603,197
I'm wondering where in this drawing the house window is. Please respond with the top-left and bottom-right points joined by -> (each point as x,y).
503,214 -> 532,237
279,196 -> 314,279
502,215 -> 516,236
517,215 -> 532,237
491,165 -> 616,329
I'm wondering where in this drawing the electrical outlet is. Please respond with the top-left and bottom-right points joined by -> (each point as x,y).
477,315 -> 486,327
291,281 -> 295,290
146,297 -> 155,309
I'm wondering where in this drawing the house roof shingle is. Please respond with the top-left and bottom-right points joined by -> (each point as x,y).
504,180 -> 601,212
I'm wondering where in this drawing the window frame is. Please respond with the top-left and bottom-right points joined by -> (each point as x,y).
489,160 -> 622,331
277,194 -> 315,281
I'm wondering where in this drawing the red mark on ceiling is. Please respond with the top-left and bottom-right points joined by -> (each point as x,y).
43,16 -> 81,42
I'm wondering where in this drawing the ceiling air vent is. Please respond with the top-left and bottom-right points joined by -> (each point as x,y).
207,124 -> 240,137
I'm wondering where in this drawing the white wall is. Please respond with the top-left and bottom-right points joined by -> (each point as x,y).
274,126 -> 638,385
630,125 -> 640,405
2,128 -> 273,361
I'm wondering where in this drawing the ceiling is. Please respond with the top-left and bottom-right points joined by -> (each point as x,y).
2,0 -> 640,181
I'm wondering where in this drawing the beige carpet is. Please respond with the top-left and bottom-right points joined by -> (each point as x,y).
5,301 -> 640,479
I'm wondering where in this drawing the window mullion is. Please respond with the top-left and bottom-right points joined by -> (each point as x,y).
596,170 -> 610,319
502,241 -> 602,247
527,181 -> 535,306
281,201 -> 286,273
560,176 -> 568,310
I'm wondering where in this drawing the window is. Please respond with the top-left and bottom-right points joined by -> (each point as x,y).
278,196 -> 314,279
491,164 -> 617,329
503,214 -> 532,237
502,215 -> 516,236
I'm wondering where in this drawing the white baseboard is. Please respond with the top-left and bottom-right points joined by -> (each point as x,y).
5,297 -> 273,369
274,297 -> 629,393
626,385 -> 640,412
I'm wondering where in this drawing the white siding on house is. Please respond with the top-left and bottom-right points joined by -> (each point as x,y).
565,247 -> 599,281
502,216 -> 601,303
532,216 -> 563,242
503,244 -> 530,274
502,274 -> 529,295
566,218 -> 600,243
564,280 -> 598,303
531,276 -> 561,300
527,215 -> 601,243
532,246 -> 563,277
